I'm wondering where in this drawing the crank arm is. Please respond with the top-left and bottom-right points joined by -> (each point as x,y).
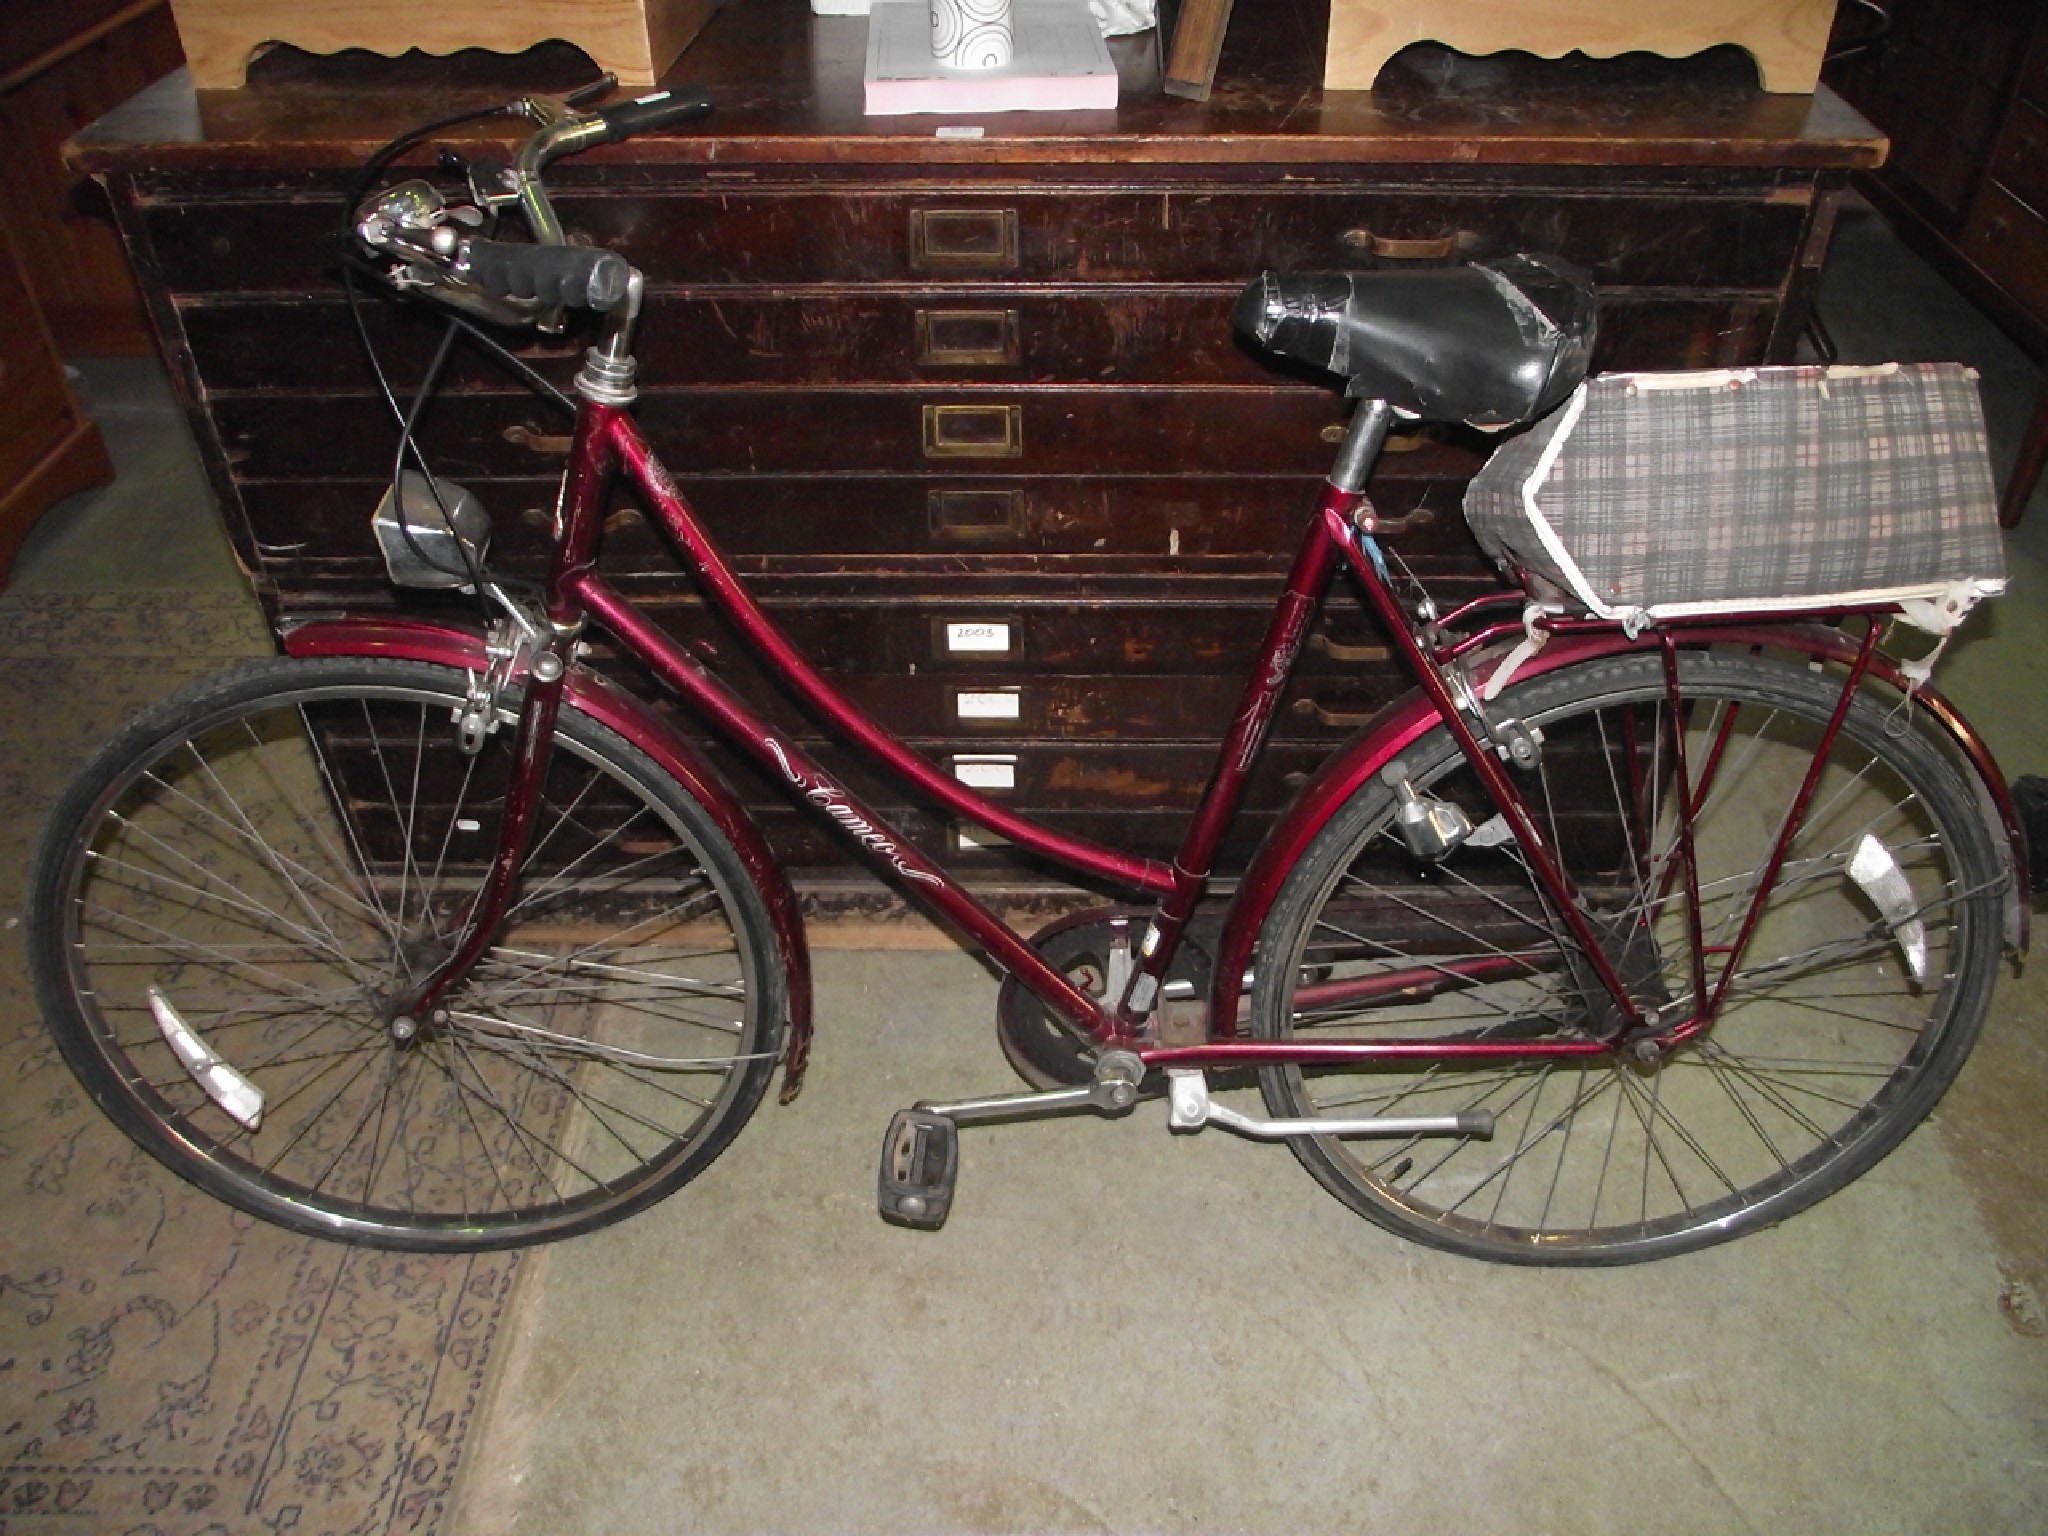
1165,1069 -> 1493,1141
919,1049 -> 1147,1125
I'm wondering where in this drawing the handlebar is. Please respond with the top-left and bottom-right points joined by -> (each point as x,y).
512,85 -> 714,247
463,240 -> 633,311
355,84 -> 713,326
590,86 -> 716,144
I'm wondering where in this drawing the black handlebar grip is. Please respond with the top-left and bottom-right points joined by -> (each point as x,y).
590,85 -> 714,144
463,240 -> 632,312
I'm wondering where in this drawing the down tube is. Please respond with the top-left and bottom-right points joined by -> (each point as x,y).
567,573 -> 1123,1042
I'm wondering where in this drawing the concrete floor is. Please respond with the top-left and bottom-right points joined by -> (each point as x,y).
11,208 -> 2048,1532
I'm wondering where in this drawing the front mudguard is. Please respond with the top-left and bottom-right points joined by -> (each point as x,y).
281,616 -> 818,1101
1206,623 -> 2030,1034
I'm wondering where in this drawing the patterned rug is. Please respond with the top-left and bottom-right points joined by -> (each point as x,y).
0,592 -> 522,1536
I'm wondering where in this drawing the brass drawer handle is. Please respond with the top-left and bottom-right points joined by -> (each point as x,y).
1307,633 -> 1390,663
1320,423 -> 1431,451
505,424 -> 574,454
1340,229 -> 1480,261
929,488 -> 1025,539
1292,694 -> 1375,728
923,404 -> 1023,458
1365,506 -> 1437,536
911,208 -> 1020,270
917,308 -> 1022,366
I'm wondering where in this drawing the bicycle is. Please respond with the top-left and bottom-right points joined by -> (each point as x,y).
26,84 -> 2030,1265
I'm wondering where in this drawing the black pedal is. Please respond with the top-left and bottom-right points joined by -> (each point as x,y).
878,1109 -> 959,1229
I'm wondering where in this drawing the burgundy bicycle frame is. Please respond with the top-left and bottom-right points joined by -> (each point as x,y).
386,386 -> 2028,1080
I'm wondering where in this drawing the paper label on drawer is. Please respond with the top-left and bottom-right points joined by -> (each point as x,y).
951,754 -> 1017,789
944,621 -> 1011,654
955,689 -> 1021,720
953,824 -> 1011,850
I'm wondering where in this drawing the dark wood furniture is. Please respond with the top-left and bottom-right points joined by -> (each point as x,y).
0,218 -> 114,586
68,0 -> 1884,907
1,0 -> 185,354
1826,0 -> 2048,526
0,0 -> 179,586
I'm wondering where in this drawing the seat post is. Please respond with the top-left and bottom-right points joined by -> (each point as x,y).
1329,398 -> 1395,493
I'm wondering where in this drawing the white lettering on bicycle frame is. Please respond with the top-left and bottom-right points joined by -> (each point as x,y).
765,738 -> 942,886
1234,598 -> 1315,771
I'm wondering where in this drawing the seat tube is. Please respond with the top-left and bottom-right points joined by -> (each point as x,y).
1170,400 -> 1394,888
1112,405 -> 1392,1026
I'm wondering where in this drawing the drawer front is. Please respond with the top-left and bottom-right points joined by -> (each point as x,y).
695,735 -> 1328,816
1960,180 -> 2048,318
563,186 -> 1808,289
577,590 -> 1420,679
604,663 -> 1411,747
143,184 -> 1810,294
311,728 -> 1295,874
180,289 -> 1777,391
204,292 -> 1774,488
211,388 -> 1354,479
236,466 -> 1479,578
1993,97 -> 2048,219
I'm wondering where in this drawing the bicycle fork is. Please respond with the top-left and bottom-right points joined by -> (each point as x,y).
383,298 -> 639,1039
385,629 -> 572,1038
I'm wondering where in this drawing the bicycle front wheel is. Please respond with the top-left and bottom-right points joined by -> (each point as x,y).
1252,649 -> 2006,1264
28,655 -> 786,1250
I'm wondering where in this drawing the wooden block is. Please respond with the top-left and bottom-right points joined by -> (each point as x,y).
1163,0 -> 1236,101
168,0 -> 720,89
1325,0 -> 1839,94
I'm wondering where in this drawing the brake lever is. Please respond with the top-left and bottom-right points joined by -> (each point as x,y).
511,72 -> 618,128
464,156 -> 521,214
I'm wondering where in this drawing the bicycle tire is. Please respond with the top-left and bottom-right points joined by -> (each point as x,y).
28,655 -> 786,1251
1251,649 -> 2005,1264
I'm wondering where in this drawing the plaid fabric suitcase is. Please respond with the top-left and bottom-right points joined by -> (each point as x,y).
1461,363 -> 2005,634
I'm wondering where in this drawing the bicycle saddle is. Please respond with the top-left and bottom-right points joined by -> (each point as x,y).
1234,253 -> 1597,427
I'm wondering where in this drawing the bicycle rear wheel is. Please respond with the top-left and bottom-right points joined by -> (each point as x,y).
29,655 -> 785,1250
1251,649 -> 2006,1264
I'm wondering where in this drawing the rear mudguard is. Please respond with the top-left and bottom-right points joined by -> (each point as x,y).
1207,622 -> 2029,1035
281,616 -> 818,1101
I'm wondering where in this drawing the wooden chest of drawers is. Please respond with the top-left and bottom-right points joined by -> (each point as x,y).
1827,0 -> 2048,524
72,0 -> 1883,907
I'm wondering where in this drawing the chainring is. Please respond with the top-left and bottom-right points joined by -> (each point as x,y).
994,909 -> 1215,1089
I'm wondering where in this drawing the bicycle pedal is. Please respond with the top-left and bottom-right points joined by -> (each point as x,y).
877,1109 -> 959,1230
